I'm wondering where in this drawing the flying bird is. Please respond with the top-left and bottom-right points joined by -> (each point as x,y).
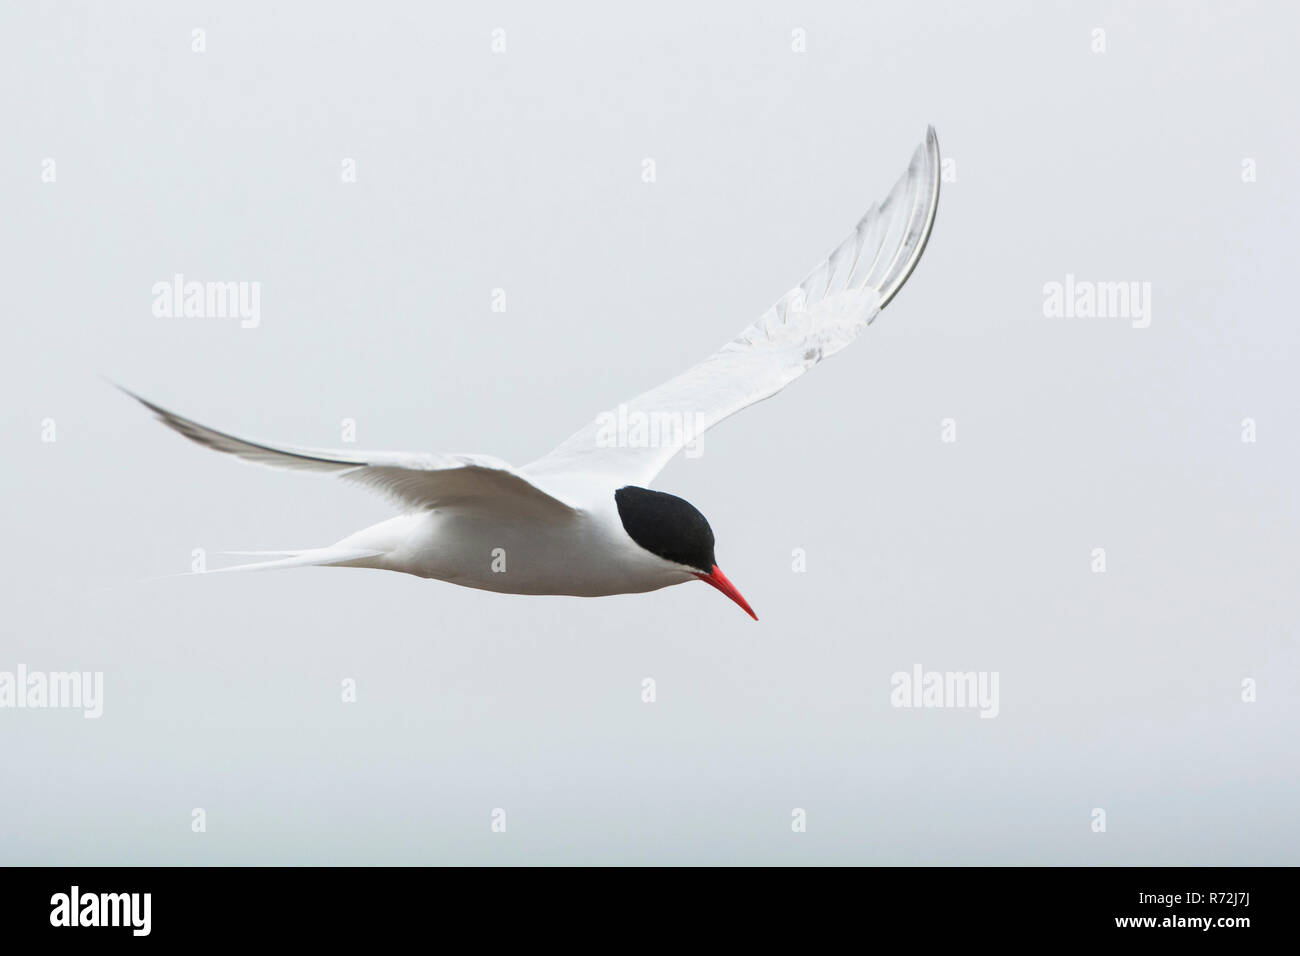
123,128 -> 941,620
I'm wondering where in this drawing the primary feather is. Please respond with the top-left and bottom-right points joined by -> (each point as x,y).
524,126 -> 941,488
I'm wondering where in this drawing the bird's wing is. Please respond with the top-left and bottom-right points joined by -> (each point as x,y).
524,127 -> 941,489
121,388 -> 577,516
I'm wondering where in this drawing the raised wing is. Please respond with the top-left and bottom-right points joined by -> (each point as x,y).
121,388 -> 576,517
524,127 -> 941,488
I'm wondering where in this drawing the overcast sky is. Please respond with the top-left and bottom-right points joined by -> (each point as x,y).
2,0 -> 1297,864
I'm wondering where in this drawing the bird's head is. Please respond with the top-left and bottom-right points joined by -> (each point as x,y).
614,485 -> 757,620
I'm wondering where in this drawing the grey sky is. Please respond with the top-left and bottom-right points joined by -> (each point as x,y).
2,0 -> 1296,864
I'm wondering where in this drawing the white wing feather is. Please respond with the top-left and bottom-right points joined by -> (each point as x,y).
524,127 -> 941,488
120,388 -> 576,516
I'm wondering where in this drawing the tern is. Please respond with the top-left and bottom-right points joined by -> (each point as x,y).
123,128 -> 941,620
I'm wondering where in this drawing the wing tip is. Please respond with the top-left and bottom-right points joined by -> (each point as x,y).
104,376 -> 141,404
107,378 -> 173,422
875,126 -> 942,311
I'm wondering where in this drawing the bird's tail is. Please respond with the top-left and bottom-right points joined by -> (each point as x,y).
150,547 -> 385,580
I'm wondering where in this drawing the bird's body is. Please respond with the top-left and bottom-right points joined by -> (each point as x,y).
329,491 -> 690,597
123,128 -> 942,619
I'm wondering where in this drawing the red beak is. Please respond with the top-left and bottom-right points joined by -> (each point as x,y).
694,565 -> 758,620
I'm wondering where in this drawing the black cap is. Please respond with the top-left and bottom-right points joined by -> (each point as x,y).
614,486 -> 716,574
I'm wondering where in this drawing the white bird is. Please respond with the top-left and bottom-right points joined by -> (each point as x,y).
122,128 -> 941,620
